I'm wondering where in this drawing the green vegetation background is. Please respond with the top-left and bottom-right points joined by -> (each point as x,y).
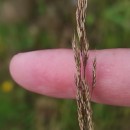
0,0 -> 130,130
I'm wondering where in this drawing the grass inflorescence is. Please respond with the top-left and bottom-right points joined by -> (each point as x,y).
72,0 -> 96,130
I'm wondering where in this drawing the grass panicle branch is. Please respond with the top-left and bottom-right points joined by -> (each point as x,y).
72,0 -> 96,130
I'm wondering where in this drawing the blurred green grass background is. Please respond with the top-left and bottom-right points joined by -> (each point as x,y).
0,0 -> 130,130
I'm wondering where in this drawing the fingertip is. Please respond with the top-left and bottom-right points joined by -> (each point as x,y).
9,52 -> 34,89
9,50 -> 76,98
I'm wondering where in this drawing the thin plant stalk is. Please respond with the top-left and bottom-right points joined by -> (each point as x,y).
72,0 -> 96,130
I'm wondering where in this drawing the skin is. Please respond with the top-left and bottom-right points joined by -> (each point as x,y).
9,49 -> 130,106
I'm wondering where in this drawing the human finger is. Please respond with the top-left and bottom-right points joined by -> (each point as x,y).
10,49 -> 130,106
